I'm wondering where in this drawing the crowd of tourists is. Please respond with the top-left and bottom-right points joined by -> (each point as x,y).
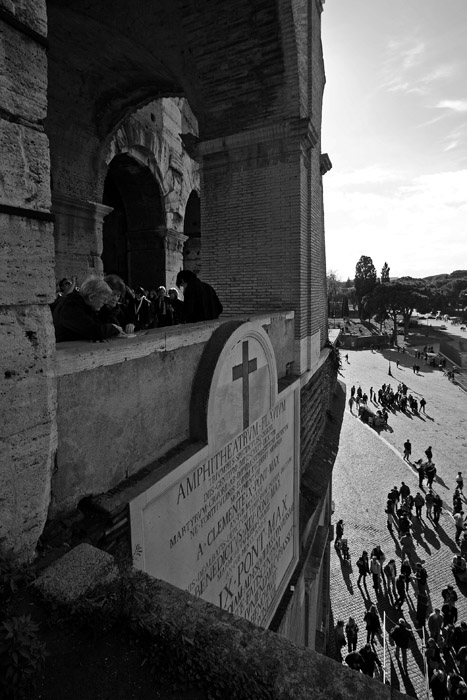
335,507 -> 467,698
51,271 -> 223,343
334,389 -> 467,700
348,380 -> 428,426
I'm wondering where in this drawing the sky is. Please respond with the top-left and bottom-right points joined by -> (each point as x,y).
321,0 -> 467,282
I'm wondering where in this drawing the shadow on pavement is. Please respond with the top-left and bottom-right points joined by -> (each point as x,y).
336,552 -> 354,595
423,527 -> 441,551
436,524 -> 459,553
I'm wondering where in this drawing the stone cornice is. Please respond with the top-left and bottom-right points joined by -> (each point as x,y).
51,193 -> 113,220
183,118 -> 319,160
319,153 -> 332,176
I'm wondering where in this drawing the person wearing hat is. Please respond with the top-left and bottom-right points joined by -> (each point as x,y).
390,619 -> 414,667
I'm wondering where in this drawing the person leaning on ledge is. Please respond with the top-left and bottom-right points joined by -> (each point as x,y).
52,276 -> 127,342
176,270 -> 223,323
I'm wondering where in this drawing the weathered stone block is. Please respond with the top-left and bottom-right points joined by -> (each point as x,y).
0,305 -> 56,439
0,22 -> 47,121
0,120 -> 51,209
34,544 -> 118,604
0,0 -> 47,35
0,215 -> 55,305
0,419 -> 56,557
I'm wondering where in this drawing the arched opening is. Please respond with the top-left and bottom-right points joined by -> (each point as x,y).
183,191 -> 201,276
102,154 -> 165,289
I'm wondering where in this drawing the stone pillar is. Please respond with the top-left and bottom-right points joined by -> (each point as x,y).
51,193 -> 113,282
164,228 -> 188,288
0,1 -> 57,557
196,118 -> 320,374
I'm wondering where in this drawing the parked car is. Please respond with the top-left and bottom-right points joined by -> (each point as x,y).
440,324 -> 447,330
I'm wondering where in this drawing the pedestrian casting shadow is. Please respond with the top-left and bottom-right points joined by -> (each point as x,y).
436,524 -> 459,553
357,580 -> 371,601
435,475 -> 449,489
337,553 -> 354,594
423,527 -> 441,550
411,521 -> 432,556
388,656 -> 401,692
398,660 -> 418,698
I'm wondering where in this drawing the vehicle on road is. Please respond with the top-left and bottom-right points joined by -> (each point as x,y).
440,324 -> 447,330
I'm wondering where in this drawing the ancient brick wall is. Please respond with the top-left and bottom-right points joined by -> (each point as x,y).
300,358 -> 337,472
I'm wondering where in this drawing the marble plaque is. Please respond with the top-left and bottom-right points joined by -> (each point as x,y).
130,322 -> 300,627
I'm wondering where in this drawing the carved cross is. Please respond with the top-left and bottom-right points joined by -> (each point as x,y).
232,341 -> 258,429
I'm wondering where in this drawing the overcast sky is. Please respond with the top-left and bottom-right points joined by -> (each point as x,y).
321,0 -> 467,282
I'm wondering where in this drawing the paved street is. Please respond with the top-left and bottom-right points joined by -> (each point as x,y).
330,345 -> 467,698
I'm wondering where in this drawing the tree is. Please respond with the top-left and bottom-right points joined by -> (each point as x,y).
364,280 -> 432,341
354,256 -> 377,319
381,262 -> 390,284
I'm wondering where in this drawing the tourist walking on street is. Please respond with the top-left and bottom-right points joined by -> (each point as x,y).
417,461 -> 425,488
390,619 -> 414,667
370,556 -> 382,593
400,482 -> 411,500
433,493 -> 443,525
414,492 -> 425,519
425,489 -> 435,519
395,573 -> 407,609
384,559 -> 397,597
345,617 -> 359,653
415,562 -> 428,595
401,557 -> 412,591
455,511 -> 465,545
428,608 -> 444,645
420,397 -> 427,414
425,461 -> 437,488
425,637 -> 442,673
425,446 -> 433,462
429,669 -> 447,700
356,551 -> 370,587
364,605 -> 381,645
457,471 -> 464,494
403,439 -> 412,462
359,643 -> 381,678
334,620 -> 346,661
442,584 -> 458,606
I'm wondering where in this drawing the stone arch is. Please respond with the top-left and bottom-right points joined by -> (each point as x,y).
183,191 -> 201,275
102,153 -> 166,289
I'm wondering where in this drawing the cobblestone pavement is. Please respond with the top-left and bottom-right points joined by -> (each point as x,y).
331,346 -> 467,699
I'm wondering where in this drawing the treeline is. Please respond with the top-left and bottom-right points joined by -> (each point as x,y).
327,258 -> 467,338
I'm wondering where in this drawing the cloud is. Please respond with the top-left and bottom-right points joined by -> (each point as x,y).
435,99 -> 467,112
324,169 -> 467,279
327,166 -> 404,188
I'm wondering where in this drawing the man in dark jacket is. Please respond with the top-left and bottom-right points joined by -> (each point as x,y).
359,643 -> 381,677
53,277 -> 125,342
176,270 -> 223,323
390,619 -> 414,667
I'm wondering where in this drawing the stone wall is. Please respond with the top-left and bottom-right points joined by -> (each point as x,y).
35,544 -> 409,700
51,313 -> 295,516
52,97 -> 199,287
0,0 -> 57,557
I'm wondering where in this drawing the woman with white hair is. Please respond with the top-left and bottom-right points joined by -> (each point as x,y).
52,276 -> 126,342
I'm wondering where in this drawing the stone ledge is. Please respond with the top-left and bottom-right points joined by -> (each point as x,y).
55,311 -> 294,377
33,543 -> 409,700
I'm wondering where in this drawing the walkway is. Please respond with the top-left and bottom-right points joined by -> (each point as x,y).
331,346 -> 467,698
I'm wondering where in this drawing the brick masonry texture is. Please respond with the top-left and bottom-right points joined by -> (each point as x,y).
0,0 -> 331,573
